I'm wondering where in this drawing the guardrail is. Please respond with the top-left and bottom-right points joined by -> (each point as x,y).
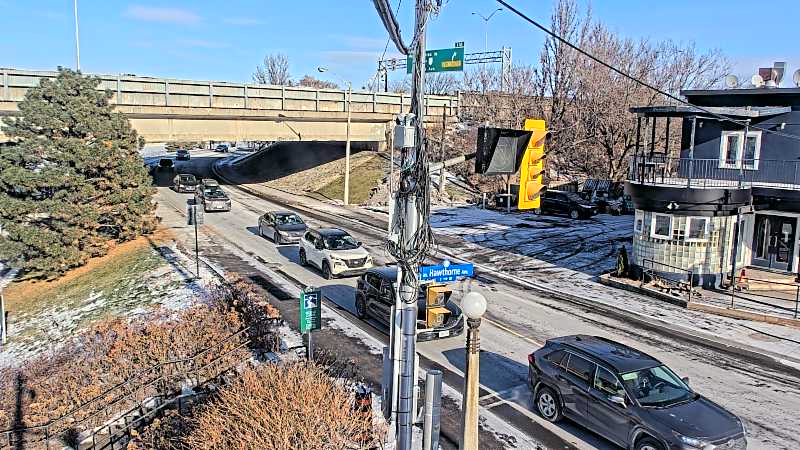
628,155 -> 800,191
639,258 -> 694,304
0,68 -> 458,118
0,317 -> 281,450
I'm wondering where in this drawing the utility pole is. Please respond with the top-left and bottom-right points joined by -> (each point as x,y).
438,109 -> 447,194
345,82 -> 352,205
394,1 -> 429,449
73,0 -> 81,71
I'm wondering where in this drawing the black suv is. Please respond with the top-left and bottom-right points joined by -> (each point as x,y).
355,267 -> 464,341
536,190 -> 597,219
528,335 -> 746,450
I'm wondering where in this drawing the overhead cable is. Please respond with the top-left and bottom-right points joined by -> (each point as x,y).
372,0 -> 410,55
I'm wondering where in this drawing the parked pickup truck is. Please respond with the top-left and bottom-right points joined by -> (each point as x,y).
195,182 -> 231,212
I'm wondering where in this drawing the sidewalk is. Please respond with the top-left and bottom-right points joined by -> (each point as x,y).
217,169 -> 800,371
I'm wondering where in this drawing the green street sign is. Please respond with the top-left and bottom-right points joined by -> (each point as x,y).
406,47 -> 465,74
299,288 -> 322,333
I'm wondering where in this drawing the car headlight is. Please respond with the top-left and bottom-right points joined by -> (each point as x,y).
678,435 -> 713,449
277,229 -> 289,236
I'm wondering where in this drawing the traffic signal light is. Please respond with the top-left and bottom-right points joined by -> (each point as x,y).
425,284 -> 452,328
475,127 -> 533,175
518,119 -> 548,210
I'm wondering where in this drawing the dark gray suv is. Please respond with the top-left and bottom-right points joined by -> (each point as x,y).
528,335 -> 746,450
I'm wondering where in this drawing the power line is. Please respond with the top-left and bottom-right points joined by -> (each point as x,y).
495,0 -> 800,142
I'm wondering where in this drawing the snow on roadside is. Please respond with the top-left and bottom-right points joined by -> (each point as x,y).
0,242 -> 219,367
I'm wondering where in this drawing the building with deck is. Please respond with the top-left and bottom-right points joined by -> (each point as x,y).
626,86 -> 800,287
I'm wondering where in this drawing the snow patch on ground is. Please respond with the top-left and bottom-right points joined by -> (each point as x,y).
0,243 -> 218,367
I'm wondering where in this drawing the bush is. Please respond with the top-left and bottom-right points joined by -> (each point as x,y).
0,274 -> 280,446
132,363 -> 381,450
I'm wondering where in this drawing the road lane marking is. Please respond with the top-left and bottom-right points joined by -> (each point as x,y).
482,316 -> 544,347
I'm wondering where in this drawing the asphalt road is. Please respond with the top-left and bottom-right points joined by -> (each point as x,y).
153,149 -> 800,450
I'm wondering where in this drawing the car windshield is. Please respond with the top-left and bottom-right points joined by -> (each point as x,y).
621,365 -> 693,407
275,214 -> 304,226
324,234 -> 359,250
204,188 -> 226,198
180,176 -> 196,184
565,192 -> 585,202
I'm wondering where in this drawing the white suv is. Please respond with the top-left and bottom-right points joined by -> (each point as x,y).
299,228 -> 373,279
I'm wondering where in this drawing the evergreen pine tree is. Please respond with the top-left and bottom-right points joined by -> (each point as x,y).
0,68 -> 156,278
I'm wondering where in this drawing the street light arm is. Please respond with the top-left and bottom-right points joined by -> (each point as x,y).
486,8 -> 502,20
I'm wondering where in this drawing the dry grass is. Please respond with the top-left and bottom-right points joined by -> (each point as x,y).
0,274 -> 280,448
314,153 -> 386,205
132,363 -> 381,450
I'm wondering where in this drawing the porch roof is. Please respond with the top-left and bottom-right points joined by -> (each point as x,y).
629,105 -> 791,118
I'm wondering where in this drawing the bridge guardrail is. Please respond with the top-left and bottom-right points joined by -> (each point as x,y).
0,68 -> 458,118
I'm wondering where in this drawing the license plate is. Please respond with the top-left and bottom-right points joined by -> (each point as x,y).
438,330 -> 449,338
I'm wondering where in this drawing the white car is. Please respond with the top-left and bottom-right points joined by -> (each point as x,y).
299,228 -> 373,279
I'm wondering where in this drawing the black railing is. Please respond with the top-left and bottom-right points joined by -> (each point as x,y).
0,318 -> 281,450
639,258 -> 695,304
629,155 -> 800,190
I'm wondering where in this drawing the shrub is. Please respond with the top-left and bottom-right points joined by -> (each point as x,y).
132,363 -> 381,450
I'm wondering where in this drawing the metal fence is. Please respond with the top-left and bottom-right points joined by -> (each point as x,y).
639,258 -> 695,304
628,155 -> 800,190
726,274 -> 800,319
0,318 -> 281,450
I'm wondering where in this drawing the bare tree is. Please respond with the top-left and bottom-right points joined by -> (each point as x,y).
253,53 -> 292,86
536,0 -> 730,181
426,73 -> 461,95
297,75 -> 338,89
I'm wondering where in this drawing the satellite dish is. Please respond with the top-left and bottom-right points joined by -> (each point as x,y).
794,69 -> 800,87
751,74 -> 764,88
725,75 -> 739,89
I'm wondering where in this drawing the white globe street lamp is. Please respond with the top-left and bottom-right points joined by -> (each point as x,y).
460,291 -> 487,450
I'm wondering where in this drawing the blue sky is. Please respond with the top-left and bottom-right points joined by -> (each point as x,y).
1,1 -> 798,89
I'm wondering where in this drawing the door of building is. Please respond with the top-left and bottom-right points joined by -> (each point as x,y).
752,215 -> 796,272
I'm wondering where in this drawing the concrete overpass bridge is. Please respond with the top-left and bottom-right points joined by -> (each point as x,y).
0,68 -> 459,146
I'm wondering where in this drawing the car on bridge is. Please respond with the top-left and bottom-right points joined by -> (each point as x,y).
258,211 -> 307,244
355,267 -> 464,341
172,174 -> 198,193
528,335 -> 746,450
298,228 -> 373,279
176,149 -> 190,160
195,183 -> 231,212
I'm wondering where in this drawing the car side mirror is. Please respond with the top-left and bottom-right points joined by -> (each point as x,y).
609,395 -> 626,408
357,241 -> 363,247
682,376 -> 690,385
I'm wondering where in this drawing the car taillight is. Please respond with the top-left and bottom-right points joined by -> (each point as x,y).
527,354 -> 535,365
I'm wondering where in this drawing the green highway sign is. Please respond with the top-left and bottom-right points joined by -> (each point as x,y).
407,47 -> 465,74
299,288 -> 322,333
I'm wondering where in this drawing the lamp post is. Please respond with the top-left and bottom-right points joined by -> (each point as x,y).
318,67 -> 352,206
73,0 -> 81,71
472,8 -> 502,54
460,291 -> 487,450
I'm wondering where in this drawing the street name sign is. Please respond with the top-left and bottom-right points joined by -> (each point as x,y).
419,260 -> 474,282
299,288 -> 322,333
407,47 -> 465,74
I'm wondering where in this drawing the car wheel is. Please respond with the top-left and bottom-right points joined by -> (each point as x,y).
569,209 -> 580,220
533,208 -> 542,215
355,294 -> 367,319
322,261 -> 333,280
535,387 -> 562,422
299,249 -> 307,266
635,437 -> 665,450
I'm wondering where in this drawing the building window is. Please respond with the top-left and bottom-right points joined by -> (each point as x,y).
651,214 -> 672,239
634,211 -> 643,234
719,131 -> 761,170
686,217 -> 708,241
